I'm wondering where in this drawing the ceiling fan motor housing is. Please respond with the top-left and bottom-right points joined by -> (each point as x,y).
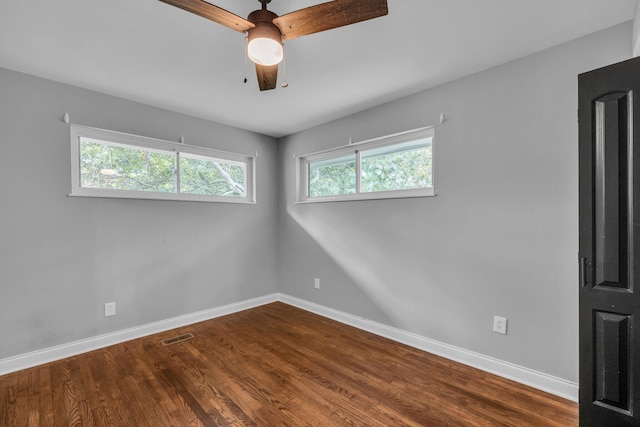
247,10 -> 283,65
248,10 -> 282,45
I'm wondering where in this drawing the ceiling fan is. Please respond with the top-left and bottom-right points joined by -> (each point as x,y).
158,0 -> 389,91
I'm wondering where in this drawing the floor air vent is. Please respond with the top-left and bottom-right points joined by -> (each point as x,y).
161,333 -> 194,346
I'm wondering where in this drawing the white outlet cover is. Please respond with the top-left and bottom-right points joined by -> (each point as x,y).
105,302 -> 116,317
493,316 -> 507,335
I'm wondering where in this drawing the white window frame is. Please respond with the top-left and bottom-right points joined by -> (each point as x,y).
297,127 -> 435,203
70,125 -> 256,204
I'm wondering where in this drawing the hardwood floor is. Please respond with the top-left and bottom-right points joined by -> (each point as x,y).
0,302 -> 577,426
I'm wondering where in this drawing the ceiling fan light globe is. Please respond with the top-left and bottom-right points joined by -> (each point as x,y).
247,37 -> 283,66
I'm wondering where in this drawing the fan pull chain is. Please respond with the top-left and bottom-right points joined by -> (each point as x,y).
281,43 -> 288,88
243,35 -> 248,84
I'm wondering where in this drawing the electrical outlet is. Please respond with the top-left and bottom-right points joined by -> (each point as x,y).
314,278 -> 320,289
493,316 -> 507,335
105,302 -> 116,317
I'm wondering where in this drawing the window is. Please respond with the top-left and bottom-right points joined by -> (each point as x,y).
308,154 -> 356,198
298,127 -> 434,202
70,125 -> 255,203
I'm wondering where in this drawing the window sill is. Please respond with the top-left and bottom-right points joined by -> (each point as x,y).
296,189 -> 436,204
68,191 -> 256,204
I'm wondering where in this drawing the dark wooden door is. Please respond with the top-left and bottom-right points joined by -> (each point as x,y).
579,56 -> 640,426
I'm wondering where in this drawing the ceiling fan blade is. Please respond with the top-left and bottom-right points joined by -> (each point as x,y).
273,0 -> 388,41
158,0 -> 254,33
255,64 -> 278,91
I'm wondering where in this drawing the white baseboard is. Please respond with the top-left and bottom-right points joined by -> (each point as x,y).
278,294 -> 579,402
0,294 -> 279,376
0,292 -> 578,403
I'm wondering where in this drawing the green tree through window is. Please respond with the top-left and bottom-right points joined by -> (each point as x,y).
180,155 -> 245,197
308,154 -> 356,198
80,139 -> 175,192
361,141 -> 432,193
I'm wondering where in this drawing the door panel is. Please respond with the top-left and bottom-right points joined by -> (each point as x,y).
579,56 -> 640,426
594,92 -> 631,290
594,311 -> 630,411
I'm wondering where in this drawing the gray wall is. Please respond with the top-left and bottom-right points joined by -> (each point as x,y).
277,23 -> 632,383
0,68 -> 279,359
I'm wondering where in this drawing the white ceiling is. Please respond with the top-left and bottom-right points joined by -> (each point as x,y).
0,0 -> 636,137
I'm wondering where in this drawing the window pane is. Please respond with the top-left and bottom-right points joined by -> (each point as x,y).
308,154 -> 356,197
179,155 -> 246,197
360,138 -> 432,193
79,138 -> 175,192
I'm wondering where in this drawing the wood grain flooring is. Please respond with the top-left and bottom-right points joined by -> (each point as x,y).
0,302 -> 578,426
